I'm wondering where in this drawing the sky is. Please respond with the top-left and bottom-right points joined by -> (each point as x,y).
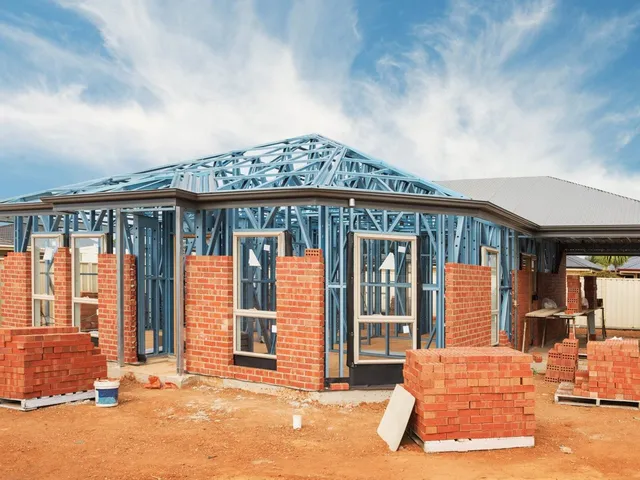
0,0 -> 639,200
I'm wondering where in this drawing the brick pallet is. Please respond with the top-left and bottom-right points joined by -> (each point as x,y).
403,347 -> 535,453
572,338 -> 640,401
0,326 -> 107,410
544,334 -> 579,383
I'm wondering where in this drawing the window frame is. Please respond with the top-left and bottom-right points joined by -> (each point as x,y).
481,246 -> 500,346
71,233 -> 106,330
353,232 -> 418,365
232,230 -> 286,360
31,233 -> 63,327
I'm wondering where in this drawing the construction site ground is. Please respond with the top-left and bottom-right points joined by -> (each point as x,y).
1,374 -> 639,480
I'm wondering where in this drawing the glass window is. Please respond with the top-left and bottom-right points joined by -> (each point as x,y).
358,322 -> 413,360
236,316 -> 277,356
233,231 -> 285,359
353,233 -> 418,364
72,235 -> 104,333
34,299 -> 55,327
237,236 -> 279,312
32,235 -> 61,326
73,237 -> 101,301
33,237 -> 59,296
359,237 -> 413,317
482,247 -> 500,345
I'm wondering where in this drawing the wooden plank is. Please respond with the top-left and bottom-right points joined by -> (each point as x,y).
525,307 -> 566,318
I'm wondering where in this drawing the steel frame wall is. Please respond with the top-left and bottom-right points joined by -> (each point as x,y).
2,134 -> 532,379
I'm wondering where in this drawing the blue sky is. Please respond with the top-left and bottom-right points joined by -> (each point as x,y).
0,0 -> 639,199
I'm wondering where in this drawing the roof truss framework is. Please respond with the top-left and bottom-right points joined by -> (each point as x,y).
1,134 -> 461,204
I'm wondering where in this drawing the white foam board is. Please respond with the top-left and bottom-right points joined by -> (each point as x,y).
377,384 -> 415,451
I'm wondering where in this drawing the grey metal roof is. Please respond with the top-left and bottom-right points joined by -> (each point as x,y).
619,257 -> 640,270
436,177 -> 640,227
0,223 -> 13,247
566,256 -> 603,271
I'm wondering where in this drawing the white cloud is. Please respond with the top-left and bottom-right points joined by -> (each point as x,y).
0,0 -> 640,199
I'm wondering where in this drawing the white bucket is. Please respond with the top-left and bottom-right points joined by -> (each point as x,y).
293,414 -> 302,430
94,379 -> 120,407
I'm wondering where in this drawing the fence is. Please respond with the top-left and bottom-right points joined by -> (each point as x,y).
574,277 -> 640,330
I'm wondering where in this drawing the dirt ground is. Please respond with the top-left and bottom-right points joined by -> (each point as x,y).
1,375 -> 640,480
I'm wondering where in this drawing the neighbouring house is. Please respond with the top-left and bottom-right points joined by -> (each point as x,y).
566,256 -> 603,276
618,257 -> 640,278
1,138 -> 640,391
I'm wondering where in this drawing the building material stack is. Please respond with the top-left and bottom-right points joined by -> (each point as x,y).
0,327 -> 107,401
544,334 -> 579,383
403,347 -> 535,453
573,338 -> 640,401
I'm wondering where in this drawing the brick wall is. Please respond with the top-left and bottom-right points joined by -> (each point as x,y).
534,256 -> 567,344
0,252 -> 32,328
403,347 -> 535,443
0,256 -> 4,325
53,248 -> 73,327
445,263 -> 492,347
185,250 -> 325,391
98,254 -> 137,363
583,276 -> 597,309
512,269 -> 532,350
0,326 -> 107,400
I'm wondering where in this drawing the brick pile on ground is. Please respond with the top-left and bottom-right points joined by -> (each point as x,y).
0,326 -> 107,400
403,347 -> 535,443
572,338 -> 640,401
544,333 -> 579,383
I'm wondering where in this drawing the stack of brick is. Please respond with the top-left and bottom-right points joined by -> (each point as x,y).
498,330 -> 513,348
403,347 -> 535,443
0,327 -> 107,400
573,338 -> 640,401
544,334 -> 579,383
566,275 -> 581,314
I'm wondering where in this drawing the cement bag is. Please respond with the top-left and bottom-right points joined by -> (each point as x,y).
542,298 -> 557,309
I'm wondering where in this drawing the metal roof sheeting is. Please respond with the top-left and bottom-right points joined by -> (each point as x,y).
619,257 -> 640,271
437,177 -> 640,227
566,256 -> 603,271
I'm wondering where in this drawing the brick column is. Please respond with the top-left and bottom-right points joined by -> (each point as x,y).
185,255 -> 234,376
98,254 -> 137,363
276,249 -> 325,390
0,252 -> 32,327
583,276 -> 597,309
566,274 -> 581,314
445,263 -> 492,347
53,247 -> 73,326
512,269 -> 532,351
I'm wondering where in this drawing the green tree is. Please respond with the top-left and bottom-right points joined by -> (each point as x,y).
587,256 -> 630,270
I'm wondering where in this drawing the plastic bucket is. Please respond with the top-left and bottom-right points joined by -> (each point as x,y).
94,379 -> 120,407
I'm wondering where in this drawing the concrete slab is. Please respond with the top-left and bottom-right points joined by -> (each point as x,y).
376,385 -> 415,451
108,362 -> 196,388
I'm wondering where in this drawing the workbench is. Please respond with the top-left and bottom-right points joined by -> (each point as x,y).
522,307 -> 566,352
555,307 -> 606,341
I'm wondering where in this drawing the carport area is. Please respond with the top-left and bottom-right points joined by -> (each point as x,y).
440,177 -> 640,350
